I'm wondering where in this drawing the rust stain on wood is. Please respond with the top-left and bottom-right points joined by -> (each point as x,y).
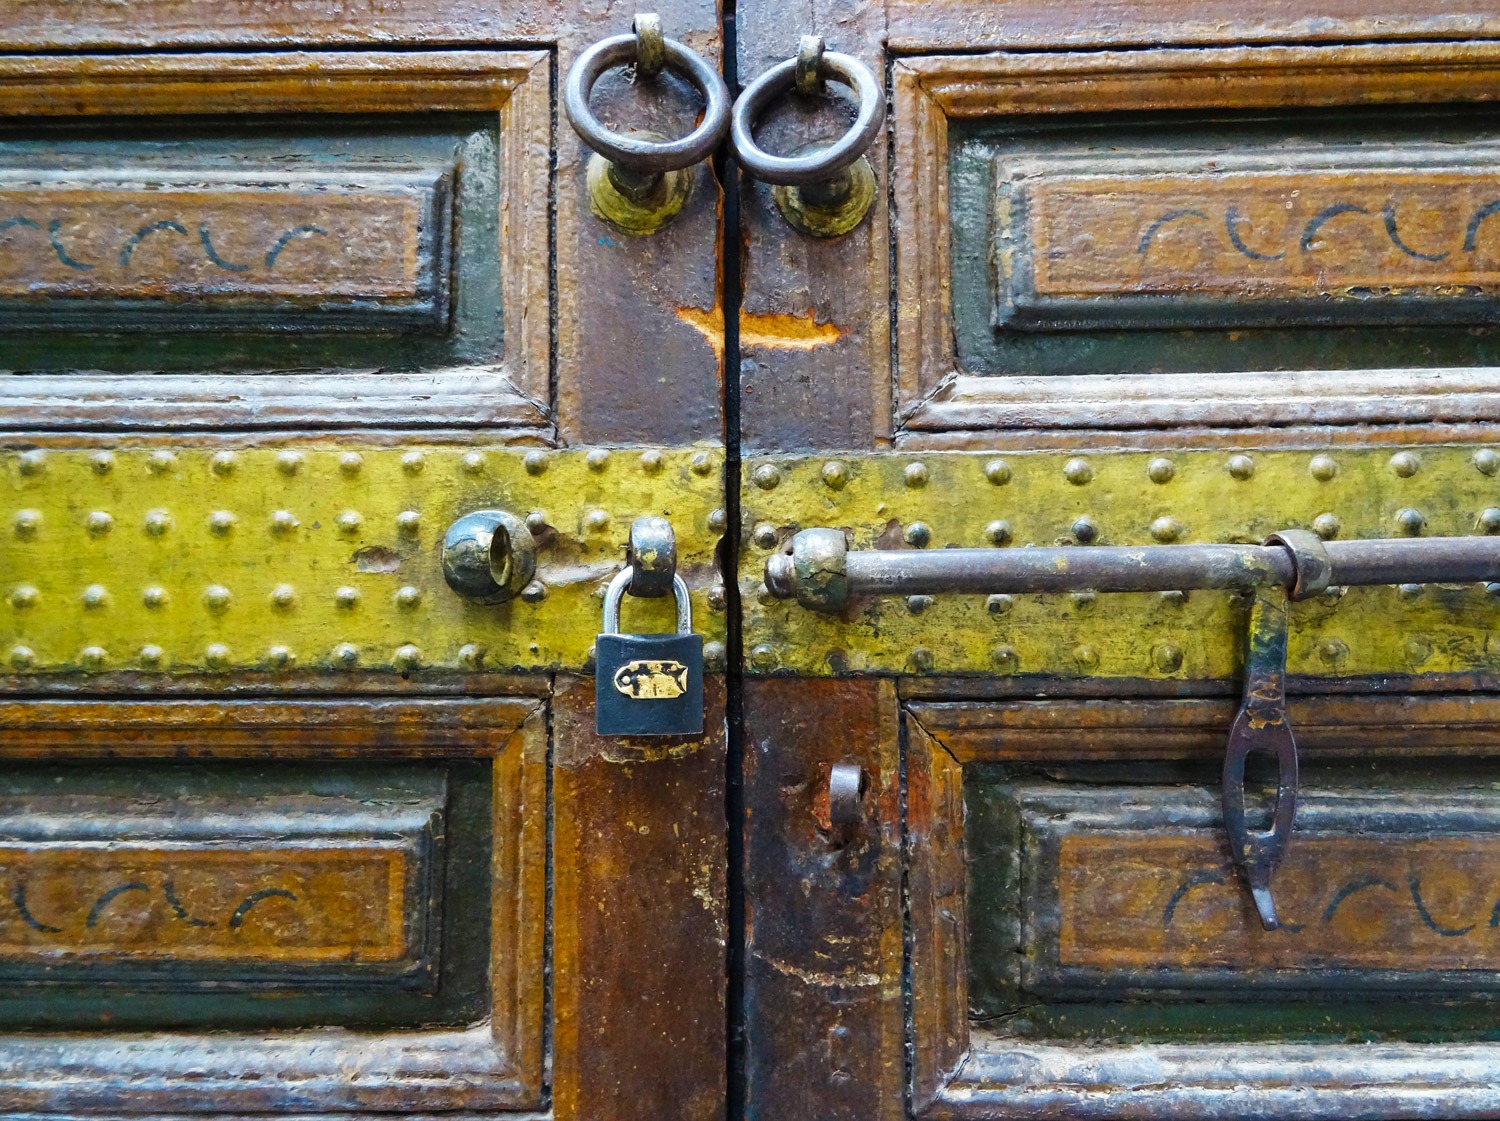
1059,832 -> 1500,971
676,303 -> 841,361
0,847 -> 407,962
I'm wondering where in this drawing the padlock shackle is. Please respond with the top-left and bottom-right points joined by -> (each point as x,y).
601,569 -> 693,635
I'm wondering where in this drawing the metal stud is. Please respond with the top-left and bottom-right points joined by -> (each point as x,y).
1395,507 -> 1427,536
143,509 -> 172,536
1072,645 -> 1100,671
520,581 -> 548,604
906,595 -> 933,614
8,585 -> 37,609
139,644 -> 164,669
525,511 -> 548,535
908,647 -> 935,672
750,644 -> 779,671
985,520 -> 1012,546
267,644 -> 295,669
17,450 -> 45,476
333,642 -> 359,666
458,643 -> 486,669
1309,455 -> 1338,481
401,451 -> 425,474
82,584 -> 108,609
904,522 -> 931,547
984,459 -> 1012,486
276,450 -> 303,476
1405,636 -> 1433,665
707,584 -> 728,612
340,452 -> 363,476
904,462 -> 929,488
704,641 -> 728,672
86,511 -> 113,535
210,511 -> 236,535
1147,457 -> 1176,484
821,460 -> 850,489
987,594 -> 1012,616
13,510 -> 39,537
270,510 -> 299,533
1070,591 -> 1097,610
1398,583 -> 1425,601
1071,517 -> 1098,543
1322,585 -> 1347,604
336,511 -> 362,534
752,464 -> 782,490
1312,513 -> 1341,540
991,645 -> 1019,672
691,452 -> 714,476
585,509 -> 611,532
211,451 -> 237,476
1063,458 -> 1093,485
1150,516 -> 1182,543
708,508 -> 729,534
395,586 -> 423,608
640,449 -> 663,474
1318,638 -> 1349,665
9,645 -> 34,670
205,643 -> 231,670
203,585 -> 232,611
752,523 -> 779,549
143,586 -> 167,609
462,451 -> 487,474
394,510 -> 421,537
1475,449 -> 1500,476
1390,451 -> 1420,478
335,586 -> 360,609
586,448 -> 611,472
78,646 -> 106,670
524,450 -> 548,476
1160,590 -> 1189,606
90,451 -> 114,475
1479,508 -> 1500,534
148,450 -> 177,474
393,644 -> 423,671
1153,643 -> 1184,672
271,584 -> 297,609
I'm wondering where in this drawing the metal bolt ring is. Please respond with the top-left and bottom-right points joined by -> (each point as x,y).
627,514 -> 678,599
731,48 -> 883,185
564,28 -> 732,172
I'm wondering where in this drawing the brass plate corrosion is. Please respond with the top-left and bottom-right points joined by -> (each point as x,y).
741,448 -> 1500,677
2,443 -> 724,676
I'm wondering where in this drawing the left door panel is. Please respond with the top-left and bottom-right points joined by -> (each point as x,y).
0,7 -> 728,1119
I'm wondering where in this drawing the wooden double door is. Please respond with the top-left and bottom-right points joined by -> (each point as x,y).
8,1 -> 1500,1119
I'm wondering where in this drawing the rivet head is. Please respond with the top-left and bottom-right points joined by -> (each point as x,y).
690,452 -> 714,476
908,647 -> 935,672
335,586 -> 360,609
8,585 -> 37,609
1313,513 -> 1341,541
1160,590 -> 1189,606
1072,645 -> 1100,671
904,462 -> 929,488
821,460 -> 850,490
393,644 -> 423,671
1404,636 -> 1433,666
142,585 -> 168,609
1318,638 -> 1349,664
86,511 -> 113,536
1063,457 -> 1093,485
639,449 -> 663,474
1488,583 -> 1500,599
275,450 -> 303,475
394,585 -> 423,608
139,644 -> 164,669
520,580 -> 547,604
78,645 -> 106,670
13,509 -> 39,537
523,450 -> 548,476
1480,508 -> 1500,535
1150,516 -> 1182,543
82,584 -> 108,609
209,510 -> 236,535
333,642 -> 359,666
204,643 -> 231,670
904,522 -> 932,547
752,464 -> 782,491
708,508 -> 729,534
757,584 -> 780,608
143,509 -> 172,536
90,451 -> 114,475
270,583 -> 296,609
707,584 -> 728,612
1398,583 -> 1426,601
585,509 -> 611,532
9,645 -> 34,670
750,644 -> 779,671
147,450 -> 177,474
1071,517 -> 1098,544
1475,449 -> 1500,476
1322,585 -> 1347,604
1070,590 -> 1097,611
401,450 -> 425,474
991,645 -> 1019,672
586,448 -> 611,472
985,520 -> 1012,546
336,510 -> 362,534
1390,451 -> 1420,478
1227,454 -> 1256,481
267,644 -> 295,669
1395,507 -> 1426,535
987,593 -> 1013,616
462,450 -> 486,474
984,458 -> 1012,486
1153,643 -> 1184,673
906,594 -> 934,615
270,510 -> 299,533
1147,457 -> 1176,484
525,511 -> 548,535
1309,454 -> 1338,481
339,452 -> 363,476
211,451 -> 237,476
394,510 -> 421,536
17,450 -> 45,476
704,641 -> 728,672
203,584 -> 231,611
752,523 -> 779,549
458,643 -> 486,669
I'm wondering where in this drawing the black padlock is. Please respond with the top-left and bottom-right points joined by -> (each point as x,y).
595,569 -> 704,736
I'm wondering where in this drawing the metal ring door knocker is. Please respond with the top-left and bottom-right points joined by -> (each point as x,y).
565,13 -> 732,234
731,35 -> 885,237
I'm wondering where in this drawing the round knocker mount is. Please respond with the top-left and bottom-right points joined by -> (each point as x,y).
564,13 -> 732,234
731,36 -> 884,237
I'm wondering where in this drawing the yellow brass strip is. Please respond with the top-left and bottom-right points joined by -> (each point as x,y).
2,444 -> 724,676
741,447 -> 1500,678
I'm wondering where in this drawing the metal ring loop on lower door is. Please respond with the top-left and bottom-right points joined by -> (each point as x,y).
564,29 -> 732,172
730,49 -> 883,185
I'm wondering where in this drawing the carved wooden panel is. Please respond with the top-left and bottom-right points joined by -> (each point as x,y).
1000,147 -> 1500,329
0,168 -> 453,329
1014,783 -> 1500,996
0,784 -> 440,986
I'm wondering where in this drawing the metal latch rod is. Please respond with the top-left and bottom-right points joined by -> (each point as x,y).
764,527 -> 1500,611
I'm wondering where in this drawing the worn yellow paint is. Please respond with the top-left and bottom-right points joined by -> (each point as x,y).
740,447 -> 1500,678
1,444 -> 724,676
676,304 -> 842,362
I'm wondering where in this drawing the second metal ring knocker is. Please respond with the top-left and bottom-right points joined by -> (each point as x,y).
565,14 -> 732,235
732,35 -> 885,237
